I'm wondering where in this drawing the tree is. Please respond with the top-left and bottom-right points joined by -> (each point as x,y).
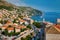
21,37 -> 25,40
0,28 -> 2,30
27,25 -> 32,29
0,20 -> 3,24
25,35 -> 32,40
3,29 -> 8,36
21,35 -> 32,40
4,20 -> 7,24
21,28 -> 27,32
33,22 -> 42,28
14,27 -> 15,33
0,5 -> 14,11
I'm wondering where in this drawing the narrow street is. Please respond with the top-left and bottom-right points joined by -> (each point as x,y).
31,23 -> 46,40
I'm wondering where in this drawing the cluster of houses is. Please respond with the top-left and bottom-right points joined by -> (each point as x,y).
0,9 -> 34,40
0,20 -> 26,33
0,9 -> 34,33
0,17 -> 34,32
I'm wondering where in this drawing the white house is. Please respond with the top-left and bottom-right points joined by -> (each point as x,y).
15,28 -> 21,33
0,23 -> 3,27
19,19 -> 29,25
7,27 -> 14,33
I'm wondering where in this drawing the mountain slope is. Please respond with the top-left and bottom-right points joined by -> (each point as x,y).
0,0 -> 17,11
0,0 -> 13,6
17,7 -> 42,16
0,0 -> 42,16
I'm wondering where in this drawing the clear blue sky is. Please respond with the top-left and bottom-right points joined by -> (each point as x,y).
6,0 -> 60,12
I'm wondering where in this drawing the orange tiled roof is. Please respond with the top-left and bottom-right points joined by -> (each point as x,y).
7,27 -> 14,30
2,25 -> 8,29
16,26 -> 21,29
54,24 -> 60,29
16,25 -> 26,29
12,23 -> 18,27
6,20 -> 12,23
20,19 -> 26,22
53,24 -> 60,32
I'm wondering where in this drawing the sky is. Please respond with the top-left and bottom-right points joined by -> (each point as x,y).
6,0 -> 60,12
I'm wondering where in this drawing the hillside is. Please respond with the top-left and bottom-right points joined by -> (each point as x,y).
0,0 -> 42,16
17,7 -> 42,16
0,0 -> 17,11
0,0 -> 14,6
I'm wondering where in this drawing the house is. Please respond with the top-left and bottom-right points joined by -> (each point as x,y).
57,19 -> 60,24
0,23 -> 3,27
2,25 -> 8,31
19,19 -> 29,25
19,19 -> 25,24
6,20 -> 13,25
15,25 -> 26,32
18,25 -> 26,29
12,23 -> 18,27
7,27 -> 14,33
0,12 -> 2,18
15,27 -> 21,32
23,17 -> 34,24
30,19 -> 34,24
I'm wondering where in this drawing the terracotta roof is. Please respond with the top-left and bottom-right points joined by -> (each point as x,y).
46,26 -> 60,34
20,19 -> 26,22
6,20 -> 12,23
16,25 -> 26,29
53,24 -> 60,32
2,25 -> 8,29
54,25 -> 60,29
12,23 -> 18,27
7,27 -> 14,30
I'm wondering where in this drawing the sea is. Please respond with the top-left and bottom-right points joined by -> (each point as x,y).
31,12 -> 60,24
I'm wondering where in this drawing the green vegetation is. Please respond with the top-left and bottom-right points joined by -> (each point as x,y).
13,19 -> 19,23
21,33 -> 33,40
17,7 -> 42,16
0,20 -> 3,24
2,31 -> 20,36
0,28 -> 2,30
21,35 -> 32,40
18,15 -> 23,19
8,32 -> 14,36
33,22 -> 42,28
0,5 -> 14,11
2,29 -> 20,36
0,0 -> 2,2
21,28 -> 27,32
0,0 -> 42,17
27,25 -> 32,29
2,29 -> 8,36
0,20 -> 7,24
21,37 -> 25,40
7,32 -> 20,36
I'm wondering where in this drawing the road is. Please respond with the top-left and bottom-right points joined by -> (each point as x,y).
31,23 -> 46,40
30,24 -> 39,40
15,30 -> 34,40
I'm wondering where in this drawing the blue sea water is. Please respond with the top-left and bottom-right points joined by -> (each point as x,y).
31,12 -> 60,23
